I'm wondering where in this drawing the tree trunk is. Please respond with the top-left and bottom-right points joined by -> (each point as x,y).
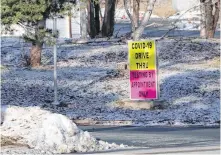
80,0 -> 88,39
68,13 -> 72,38
133,0 -> 156,40
200,0 -> 206,37
200,0 -> 220,38
94,1 -> 100,34
133,0 -> 140,30
205,0 -> 214,38
213,0 -> 220,31
99,2 -> 104,31
30,19 -> 45,67
102,0 -> 116,37
87,0 -> 96,38
30,43 -> 42,67
124,0 -> 136,31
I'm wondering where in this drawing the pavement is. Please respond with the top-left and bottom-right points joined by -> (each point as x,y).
78,125 -> 220,154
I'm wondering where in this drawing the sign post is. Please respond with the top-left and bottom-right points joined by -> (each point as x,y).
129,40 -> 158,100
52,16 -> 60,105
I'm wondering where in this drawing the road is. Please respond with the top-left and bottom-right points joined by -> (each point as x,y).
79,125 -> 220,154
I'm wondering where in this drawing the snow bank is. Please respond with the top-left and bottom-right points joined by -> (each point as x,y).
1,106 -> 125,153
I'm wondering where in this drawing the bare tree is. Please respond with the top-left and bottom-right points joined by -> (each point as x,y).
133,0 -> 140,30
80,0 -> 88,39
87,0 -> 96,38
102,0 -> 117,37
81,0 -> 115,38
200,0 -> 220,38
124,0 -> 156,40
94,1 -> 101,34
124,0 -> 137,32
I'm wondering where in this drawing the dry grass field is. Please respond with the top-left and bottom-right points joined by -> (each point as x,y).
116,0 -> 177,18
153,0 -> 177,17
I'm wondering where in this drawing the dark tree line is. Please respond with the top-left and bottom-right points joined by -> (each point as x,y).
82,0 -> 116,38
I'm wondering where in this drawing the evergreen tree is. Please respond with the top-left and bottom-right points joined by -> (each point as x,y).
1,0 -> 72,67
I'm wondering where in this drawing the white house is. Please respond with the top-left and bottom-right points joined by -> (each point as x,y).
2,8 -> 81,39
46,11 -> 81,38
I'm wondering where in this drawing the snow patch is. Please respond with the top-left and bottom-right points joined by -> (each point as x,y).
169,9 -> 201,30
1,106 -> 126,153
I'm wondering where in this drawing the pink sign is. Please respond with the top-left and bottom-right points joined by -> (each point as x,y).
130,70 -> 157,100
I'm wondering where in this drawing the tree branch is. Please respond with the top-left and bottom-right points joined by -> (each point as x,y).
123,0 -> 136,31
17,22 -> 35,32
159,26 -> 177,39
133,0 -> 156,40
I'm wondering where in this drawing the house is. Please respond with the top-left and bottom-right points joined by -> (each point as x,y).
2,6 -> 81,39
46,9 -> 81,38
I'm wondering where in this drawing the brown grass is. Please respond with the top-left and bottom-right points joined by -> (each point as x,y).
1,135 -> 29,147
153,0 -> 177,18
116,0 -> 177,18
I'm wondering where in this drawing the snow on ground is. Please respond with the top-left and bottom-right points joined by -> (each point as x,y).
168,8 -> 201,30
169,7 -> 220,31
1,37 -> 220,127
1,106 -> 126,154
114,8 -> 160,23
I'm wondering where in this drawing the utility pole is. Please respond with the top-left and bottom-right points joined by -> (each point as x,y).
52,16 -> 60,105
69,11 -> 72,38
